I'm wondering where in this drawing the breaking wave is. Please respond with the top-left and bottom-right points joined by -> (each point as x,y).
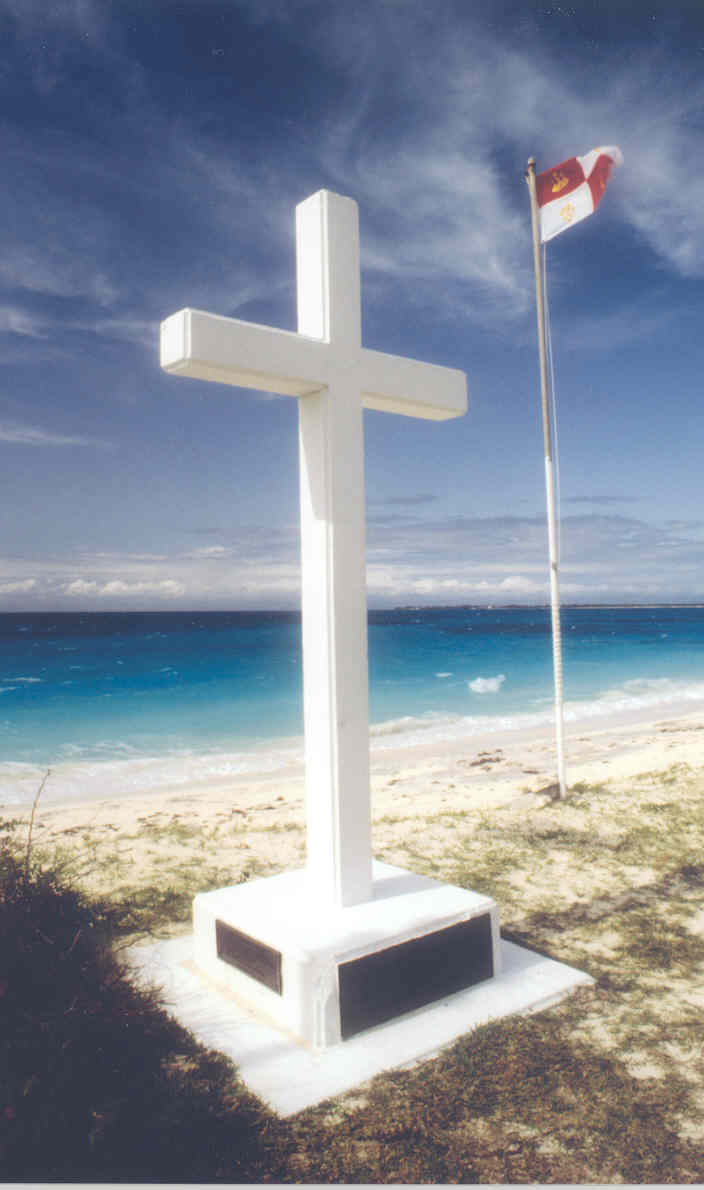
468,674 -> 506,694
3,675 -> 704,808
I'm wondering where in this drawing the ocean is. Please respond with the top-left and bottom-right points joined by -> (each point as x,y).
2,605 -> 704,805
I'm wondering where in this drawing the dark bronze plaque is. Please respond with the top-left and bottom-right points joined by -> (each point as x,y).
338,913 -> 493,1040
215,919 -> 282,995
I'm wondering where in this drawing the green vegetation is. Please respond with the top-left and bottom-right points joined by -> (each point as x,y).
0,845 -> 286,1181
2,764 -> 703,1181
288,1010 -> 697,1184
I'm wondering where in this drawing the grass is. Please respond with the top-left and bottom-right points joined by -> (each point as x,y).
0,846 -> 289,1181
285,1011 -> 696,1184
1,762 -> 704,1181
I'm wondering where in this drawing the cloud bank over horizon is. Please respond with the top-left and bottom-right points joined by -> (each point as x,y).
4,509 -> 704,611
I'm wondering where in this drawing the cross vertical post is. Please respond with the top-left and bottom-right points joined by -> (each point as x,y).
296,191 -> 371,908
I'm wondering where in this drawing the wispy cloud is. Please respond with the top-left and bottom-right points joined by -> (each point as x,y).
379,493 -> 436,507
1,1 -> 702,359
190,546 -> 230,559
0,0 -> 108,39
0,306 -> 48,338
64,578 -> 186,599
564,495 -> 639,506
0,422 -> 111,448
0,0 -> 119,101
238,3 -> 704,297
0,578 -> 37,595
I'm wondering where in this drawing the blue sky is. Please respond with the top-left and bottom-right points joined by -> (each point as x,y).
1,0 -> 704,610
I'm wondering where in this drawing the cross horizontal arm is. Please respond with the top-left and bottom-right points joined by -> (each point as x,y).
161,308 -> 328,397
360,348 -> 466,421
161,308 -> 468,422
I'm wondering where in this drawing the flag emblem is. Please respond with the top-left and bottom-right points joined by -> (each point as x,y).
537,146 -> 622,242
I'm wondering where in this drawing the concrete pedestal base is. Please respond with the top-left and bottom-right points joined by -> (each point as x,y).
125,862 -> 593,1115
193,862 -> 501,1048
123,861 -> 592,1109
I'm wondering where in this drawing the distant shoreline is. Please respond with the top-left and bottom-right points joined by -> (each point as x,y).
2,602 -> 704,617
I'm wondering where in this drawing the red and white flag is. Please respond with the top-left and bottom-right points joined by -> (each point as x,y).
536,145 -> 623,243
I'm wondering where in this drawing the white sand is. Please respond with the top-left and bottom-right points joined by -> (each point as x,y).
7,704 -> 704,905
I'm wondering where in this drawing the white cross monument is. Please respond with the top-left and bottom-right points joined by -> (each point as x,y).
160,190 -> 503,1048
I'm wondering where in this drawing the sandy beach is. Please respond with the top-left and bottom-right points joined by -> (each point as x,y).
8,703 -> 704,910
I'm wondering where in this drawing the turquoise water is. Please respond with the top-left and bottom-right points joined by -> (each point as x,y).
2,606 -> 704,802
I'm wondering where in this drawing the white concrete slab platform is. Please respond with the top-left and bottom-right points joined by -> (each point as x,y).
126,933 -> 593,1117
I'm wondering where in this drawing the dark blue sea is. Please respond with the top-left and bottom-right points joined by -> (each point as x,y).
3,605 -> 704,805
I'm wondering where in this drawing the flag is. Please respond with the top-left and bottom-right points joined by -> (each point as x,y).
536,145 -> 623,243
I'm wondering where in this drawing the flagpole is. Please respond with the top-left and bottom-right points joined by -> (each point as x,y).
525,156 -> 567,799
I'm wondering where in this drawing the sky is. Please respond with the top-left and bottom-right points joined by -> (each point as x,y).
2,0 -> 704,611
